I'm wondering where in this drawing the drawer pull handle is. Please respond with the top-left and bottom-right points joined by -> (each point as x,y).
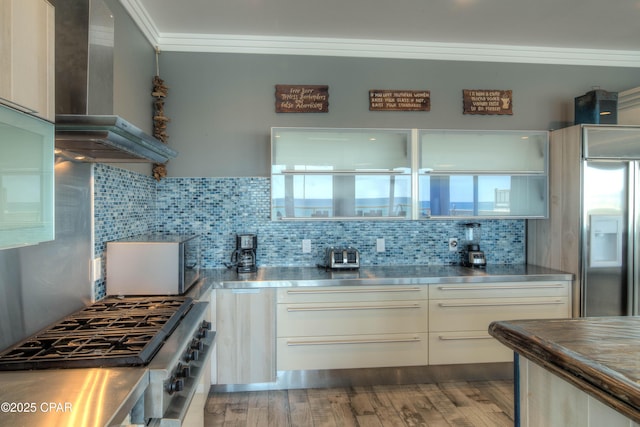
437,284 -> 565,291
438,335 -> 494,341
286,287 -> 421,295
287,304 -> 421,312
287,337 -> 421,346
231,289 -> 261,294
438,300 -> 564,308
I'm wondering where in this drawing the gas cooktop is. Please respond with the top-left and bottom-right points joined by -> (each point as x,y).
0,296 -> 193,371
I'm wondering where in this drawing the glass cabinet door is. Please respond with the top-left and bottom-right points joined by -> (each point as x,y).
271,128 -> 411,220
420,130 -> 547,173
0,105 -> 55,249
418,129 -> 548,218
270,127 -> 548,220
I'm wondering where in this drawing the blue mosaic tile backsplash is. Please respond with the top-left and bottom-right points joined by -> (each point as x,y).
94,164 -> 157,299
93,165 -> 525,298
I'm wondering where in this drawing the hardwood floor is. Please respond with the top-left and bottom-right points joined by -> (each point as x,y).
205,380 -> 514,426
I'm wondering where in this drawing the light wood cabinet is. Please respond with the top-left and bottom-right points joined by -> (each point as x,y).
216,288 -> 276,384
428,281 -> 571,365
0,0 -> 55,121
519,357 -> 639,427
215,280 -> 572,384
276,286 -> 428,370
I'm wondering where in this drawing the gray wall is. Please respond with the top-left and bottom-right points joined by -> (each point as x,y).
105,0 -> 156,176
158,52 -> 640,178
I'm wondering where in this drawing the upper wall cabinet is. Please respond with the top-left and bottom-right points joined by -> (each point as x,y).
0,0 -> 55,122
271,127 -> 548,220
0,104 -> 55,249
271,128 -> 412,220
419,130 -> 548,218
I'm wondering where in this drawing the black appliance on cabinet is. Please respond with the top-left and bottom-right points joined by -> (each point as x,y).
231,234 -> 258,273
575,89 -> 618,125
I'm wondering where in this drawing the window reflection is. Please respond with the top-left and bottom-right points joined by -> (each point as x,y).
272,174 -> 410,219
419,175 -> 518,217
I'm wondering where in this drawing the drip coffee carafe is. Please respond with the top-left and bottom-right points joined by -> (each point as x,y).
231,234 -> 257,273
463,223 -> 486,268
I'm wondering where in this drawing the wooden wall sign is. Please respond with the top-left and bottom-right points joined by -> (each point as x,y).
369,90 -> 431,111
275,85 -> 329,113
463,90 -> 513,115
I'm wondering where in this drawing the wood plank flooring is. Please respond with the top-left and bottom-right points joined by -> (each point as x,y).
205,380 -> 514,426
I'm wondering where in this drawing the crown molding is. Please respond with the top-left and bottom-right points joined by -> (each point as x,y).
120,0 -> 640,67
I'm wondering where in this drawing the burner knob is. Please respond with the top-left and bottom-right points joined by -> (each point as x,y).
198,329 -> 209,339
168,377 -> 184,394
176,363 -> 191,378
201,320 -> 212,330
186,348 -> 199,362
191,338 -> 204,352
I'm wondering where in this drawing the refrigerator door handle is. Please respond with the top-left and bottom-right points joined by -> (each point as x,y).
631,161 -> 640,316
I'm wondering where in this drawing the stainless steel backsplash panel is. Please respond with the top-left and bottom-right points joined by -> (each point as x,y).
0,161 -> 92,351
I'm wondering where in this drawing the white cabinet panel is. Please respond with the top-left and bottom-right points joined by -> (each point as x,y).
429,281 -> 570,300
429,281 -> 571,365
276,285 -> 428,371
0,0 -> 55,121
278,300 -> 427,336
278,286 -> 428,303
277,333 -> 428,370
429,297 -> 569,332
428,331 -> 513,364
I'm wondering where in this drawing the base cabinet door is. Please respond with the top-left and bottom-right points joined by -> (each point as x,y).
428,331 -> 513,364
429,281 -> 571,365
276,286 -> 428,371
216,288 -> 276,384
277,333 -> 428,370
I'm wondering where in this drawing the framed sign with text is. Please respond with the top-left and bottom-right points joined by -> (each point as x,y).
463,90 -> 512,115
369,90 -> 431,111
275,85 -> 329,113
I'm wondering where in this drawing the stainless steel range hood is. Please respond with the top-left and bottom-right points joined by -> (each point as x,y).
51,0 -> 177,163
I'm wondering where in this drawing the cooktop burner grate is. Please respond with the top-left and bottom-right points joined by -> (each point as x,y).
0,296 -> 193,370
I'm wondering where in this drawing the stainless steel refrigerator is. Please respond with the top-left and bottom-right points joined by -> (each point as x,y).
528,124 -> 640,317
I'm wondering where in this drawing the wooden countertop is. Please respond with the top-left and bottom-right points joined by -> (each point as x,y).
489,317 -> 640,423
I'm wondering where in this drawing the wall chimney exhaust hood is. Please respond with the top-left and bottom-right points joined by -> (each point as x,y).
51,0 -> 177,163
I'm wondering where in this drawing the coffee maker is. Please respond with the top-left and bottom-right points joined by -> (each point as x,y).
231,233 -> 257,273
462,223 -> 486,268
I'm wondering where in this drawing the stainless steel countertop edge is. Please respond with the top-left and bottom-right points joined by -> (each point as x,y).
204,264 -> 574,289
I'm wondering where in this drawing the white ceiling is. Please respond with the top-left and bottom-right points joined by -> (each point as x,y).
120,0 -> 640,67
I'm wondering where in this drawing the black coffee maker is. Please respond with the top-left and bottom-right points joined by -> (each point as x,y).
231,234 -> 257,273
462,223 -> 486,268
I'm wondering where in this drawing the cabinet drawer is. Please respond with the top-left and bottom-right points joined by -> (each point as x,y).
277,333 -> 428,370
429,281 -> 570,300
278,300 -> 428,336
429,297 -> 569,332
428,332 -> 512,365
277,286 -> 428,304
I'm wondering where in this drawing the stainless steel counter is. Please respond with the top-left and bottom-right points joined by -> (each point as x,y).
206,264 -> 573,288
0,367 -> 148,426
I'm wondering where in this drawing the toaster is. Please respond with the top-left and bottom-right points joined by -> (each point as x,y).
322,246 -> 360,270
